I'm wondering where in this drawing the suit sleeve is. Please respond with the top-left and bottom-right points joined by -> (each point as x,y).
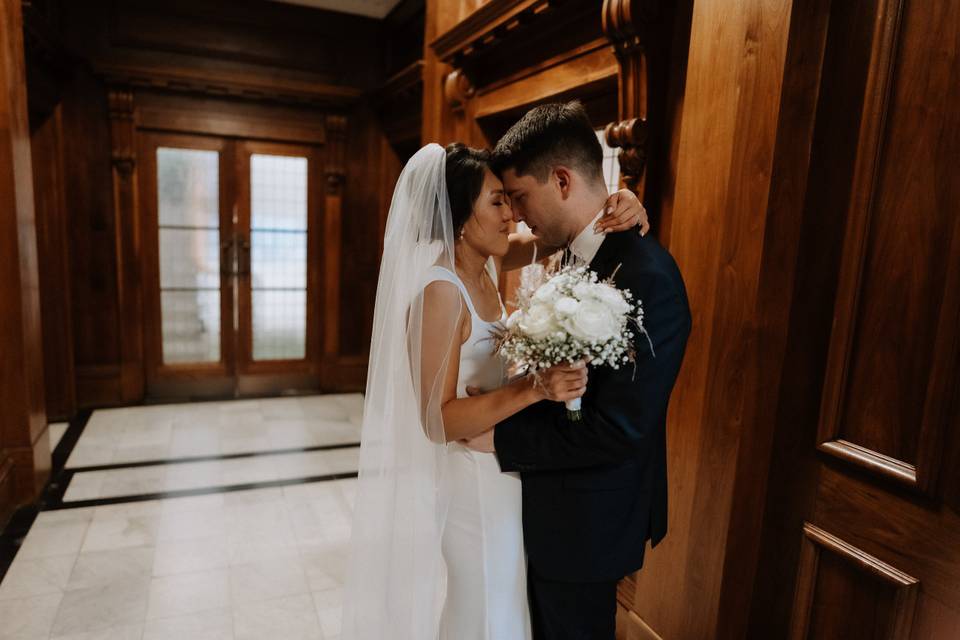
494,268 -> 690,472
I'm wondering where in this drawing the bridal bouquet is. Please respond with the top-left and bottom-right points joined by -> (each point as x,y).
496,261 -> 652,421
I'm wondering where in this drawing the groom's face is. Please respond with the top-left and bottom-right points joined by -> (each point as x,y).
501,168 -> 566,246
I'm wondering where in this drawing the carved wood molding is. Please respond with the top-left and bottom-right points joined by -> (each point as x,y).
814,0 -> 949,496
374,60 -> 424,105
430,0 -> 555,66
97,62 -> 363,108
789,523 -> 919,640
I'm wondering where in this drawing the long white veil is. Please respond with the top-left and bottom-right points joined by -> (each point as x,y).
342,143 -> 458,639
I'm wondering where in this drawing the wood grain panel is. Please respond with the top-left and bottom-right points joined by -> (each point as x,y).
61,70 -> 123,405
0,0 -> 50,518
817,0 -> 960,494
473,45 -> 618,120
790,523 -> 918,640
30,105 -> 77,420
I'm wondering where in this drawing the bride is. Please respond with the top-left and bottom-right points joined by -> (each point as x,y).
342,142 -> 647,639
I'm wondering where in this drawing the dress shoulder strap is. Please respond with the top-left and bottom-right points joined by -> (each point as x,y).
423,265 -> 478,318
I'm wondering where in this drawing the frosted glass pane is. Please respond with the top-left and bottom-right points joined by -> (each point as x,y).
251,231 -> 307,290
161,290 -> 220,364
251,154 -> 307,230
159,228 -> 220,289
156,147 -> 221,364
250,153 -> 309,361
157,148 -> 219,228
252,289 -> 306,360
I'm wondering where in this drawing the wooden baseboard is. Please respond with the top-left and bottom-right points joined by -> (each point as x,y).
0,453 -> 16,528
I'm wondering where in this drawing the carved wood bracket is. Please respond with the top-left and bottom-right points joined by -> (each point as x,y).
108,89 -> 136,178
601,0 -> 678,223
604,117 -> 647,192
443,69 -> 475,113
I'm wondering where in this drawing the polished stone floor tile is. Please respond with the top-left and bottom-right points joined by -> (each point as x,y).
1,395 -> 363,640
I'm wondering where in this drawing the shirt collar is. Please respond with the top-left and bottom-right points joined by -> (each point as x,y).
569,210 -> 606,264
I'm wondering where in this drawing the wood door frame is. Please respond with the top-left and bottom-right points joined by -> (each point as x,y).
138,131 -> 236,398
132,91 -> 335,399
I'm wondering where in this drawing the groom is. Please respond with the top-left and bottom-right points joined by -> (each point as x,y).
465,101 -> 691,639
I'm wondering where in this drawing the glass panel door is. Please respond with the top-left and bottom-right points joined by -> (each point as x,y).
249,153 -> 309,361
141,134 -> 320,400
233,140 -> 319,394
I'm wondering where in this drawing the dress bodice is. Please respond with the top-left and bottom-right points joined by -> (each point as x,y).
424,259 -> 507,398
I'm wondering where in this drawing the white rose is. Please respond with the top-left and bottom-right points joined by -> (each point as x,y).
506,310 -> 522,329
518,303 -> 558,339
553,297 -> 580,317
572,282 -> 593,300
594,284 -> 632,315
563,300 -> 620,342
533,282 -> 558,302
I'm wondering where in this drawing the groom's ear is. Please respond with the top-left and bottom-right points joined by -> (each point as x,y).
554,166 -> 572,200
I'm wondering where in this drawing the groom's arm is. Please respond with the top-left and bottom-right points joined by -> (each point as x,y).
493,269 -> 690,472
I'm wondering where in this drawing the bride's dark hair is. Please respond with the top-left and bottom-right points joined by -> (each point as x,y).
445,143 -> 490,237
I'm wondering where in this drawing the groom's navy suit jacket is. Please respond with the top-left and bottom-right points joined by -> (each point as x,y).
494,230 -> 691,583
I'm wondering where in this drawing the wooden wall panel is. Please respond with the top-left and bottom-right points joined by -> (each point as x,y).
339,108 -> 401,365
624,0 -> 796,637
0,0 -> 51,524
59,70 -> 123,406
750,0 -> 960,637
817,0 -> 960,494
790,523 -> 918,640
30,104 -> 76,420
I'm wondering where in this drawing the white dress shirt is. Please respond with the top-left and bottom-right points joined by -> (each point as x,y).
569,210 -> 606,264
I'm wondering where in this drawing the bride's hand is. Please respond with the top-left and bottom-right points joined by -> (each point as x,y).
531,361 -> 588,403
598,189 -> 649,236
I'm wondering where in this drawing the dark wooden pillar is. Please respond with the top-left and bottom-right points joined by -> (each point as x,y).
108,88 -> 145,402
0,0 -> 51,523
321,114 -> 346,389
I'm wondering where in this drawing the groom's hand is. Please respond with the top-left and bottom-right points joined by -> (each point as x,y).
461,428 -> 495,453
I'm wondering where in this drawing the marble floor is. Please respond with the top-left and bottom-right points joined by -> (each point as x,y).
0,394 -> 362,640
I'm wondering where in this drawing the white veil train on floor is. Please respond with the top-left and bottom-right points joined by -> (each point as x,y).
342,143 -> 459,640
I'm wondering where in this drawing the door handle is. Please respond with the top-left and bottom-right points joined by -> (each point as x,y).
237,237 -> 251,276
220,237 -> 237,276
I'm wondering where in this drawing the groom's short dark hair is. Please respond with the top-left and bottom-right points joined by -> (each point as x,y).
491,101 -> 604,184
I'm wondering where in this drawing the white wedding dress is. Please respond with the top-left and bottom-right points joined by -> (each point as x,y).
426,260 -> 533,640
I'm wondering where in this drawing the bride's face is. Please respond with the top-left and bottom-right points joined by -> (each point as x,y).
459,169 -> 513,257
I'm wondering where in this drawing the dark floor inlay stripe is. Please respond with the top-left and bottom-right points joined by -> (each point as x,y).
42,470 -> 359,511
66,441 -> 361,473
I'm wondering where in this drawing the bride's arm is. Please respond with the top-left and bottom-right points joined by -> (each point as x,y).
418,281 -> 584,442
499,188 -> 650,273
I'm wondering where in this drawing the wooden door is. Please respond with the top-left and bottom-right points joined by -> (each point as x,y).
139,132 -> 323,399
771,0 -> 960,637
232,141 -> 322,396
